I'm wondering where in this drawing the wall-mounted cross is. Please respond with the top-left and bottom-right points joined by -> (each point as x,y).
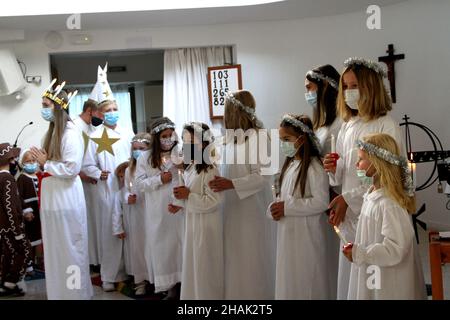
378,44 -> 405,103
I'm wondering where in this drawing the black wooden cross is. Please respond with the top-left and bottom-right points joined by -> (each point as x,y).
378,44 -> 405,103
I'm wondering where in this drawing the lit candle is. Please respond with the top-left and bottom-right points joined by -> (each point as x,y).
333,226 -> 348,244
178,169 -> 184,186
128,180 -> 133,193
331,134 -> 336,154
409,162 -> 417,188
162,156 -> 170,172
271,186 -> 277,201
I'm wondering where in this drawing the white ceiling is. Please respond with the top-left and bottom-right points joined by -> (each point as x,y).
0,0 -> 408,32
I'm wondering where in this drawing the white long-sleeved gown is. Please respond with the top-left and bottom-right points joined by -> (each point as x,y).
329,115 -> 404,299
180,165 -> 224,300
82,124 -> 134,283
268,159 -> 330,299
40,121 -> 93,300
348,188 -> 426,300
219,134 -> 276,300
135,151 -> 184,292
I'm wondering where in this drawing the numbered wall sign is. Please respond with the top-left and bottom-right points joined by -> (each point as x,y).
207,64 -> 242,119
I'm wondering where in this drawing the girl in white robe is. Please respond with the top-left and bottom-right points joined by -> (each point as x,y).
323,58 -> 406,299
170,122 -> 224,300
31,90 -> 93,300
112,134 -> 152,296
268,114 -> 330,300
82,100 -> 135,291
135,117 -> 184,299
305,64 -> 343,299
209,90 -> 276,300
343,133 -> 426,299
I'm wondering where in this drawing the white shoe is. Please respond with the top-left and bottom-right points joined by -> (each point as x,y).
102,282 -> 115,292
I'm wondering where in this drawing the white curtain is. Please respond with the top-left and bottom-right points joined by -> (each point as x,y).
163,46 -> 232,131
68,84 -> 133,132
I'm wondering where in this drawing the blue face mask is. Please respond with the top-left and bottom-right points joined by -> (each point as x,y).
132,150 -> 143,160
23,162 -> 38,174
356,164 -> 374,185
104,111 -> 119,126
305,91 -> 318,108
280,137 -> 302,158
41,108 -> 54,122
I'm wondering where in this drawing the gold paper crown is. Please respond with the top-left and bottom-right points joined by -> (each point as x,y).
42,78 -> 78,110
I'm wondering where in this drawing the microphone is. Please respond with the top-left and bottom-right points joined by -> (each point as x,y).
13,121 -> 34,148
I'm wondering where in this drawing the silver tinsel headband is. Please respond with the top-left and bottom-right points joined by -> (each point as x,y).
132,138 -> 151,145
151,122 -> 175,135
184,122 -> 215,143
306,70 -> 338,89
225,92 -> 264,128
281,114 -> 322,154
356,139 -> 415,196
344,57 -> 387,78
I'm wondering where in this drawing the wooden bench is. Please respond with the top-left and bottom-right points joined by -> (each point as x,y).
429,231 -> 450,299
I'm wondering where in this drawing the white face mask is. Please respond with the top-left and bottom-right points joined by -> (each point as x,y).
345,89 -> 360,110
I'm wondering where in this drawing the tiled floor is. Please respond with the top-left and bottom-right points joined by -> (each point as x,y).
6,278 -> 132,300
3,228 -> 450,300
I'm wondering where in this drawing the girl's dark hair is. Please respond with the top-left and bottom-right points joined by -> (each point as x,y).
306,64 -> 340,130
148,117 -> 177,169
183,122 -> 214,174
279,115 -> 321,197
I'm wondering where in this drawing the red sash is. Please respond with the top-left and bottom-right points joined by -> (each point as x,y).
36,171 -> 52,209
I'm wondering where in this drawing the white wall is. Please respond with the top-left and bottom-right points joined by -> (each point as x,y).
0,0 -> 449,227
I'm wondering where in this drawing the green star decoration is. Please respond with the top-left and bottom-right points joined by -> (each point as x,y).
91,128 -> 120,156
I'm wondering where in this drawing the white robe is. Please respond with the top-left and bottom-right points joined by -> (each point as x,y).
329,115 -> 404,299
111,168 -> 150,284
219,135 -> 276,300
180,165 -> 224,300
82,124 -> 135,283
267,158 -> 330,300
348,188 -> 426,300
315,117 -> 343,300
72,115 -> 100,265
135,151 -> 184,292
40,121 -> 93,300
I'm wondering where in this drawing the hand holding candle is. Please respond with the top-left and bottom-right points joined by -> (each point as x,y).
329,134 -> 339,167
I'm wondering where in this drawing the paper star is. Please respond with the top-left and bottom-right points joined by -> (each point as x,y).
91,128 -> 120,156
103,90 -> 111,97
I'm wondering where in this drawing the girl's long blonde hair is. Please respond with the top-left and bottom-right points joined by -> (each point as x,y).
337,65 -> 392,122
42,91 -> 70,161
363,133 -> 416,213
